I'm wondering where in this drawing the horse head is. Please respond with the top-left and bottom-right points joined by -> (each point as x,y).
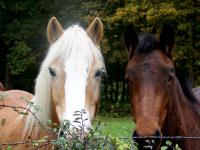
28,17 -> 105,138
124,24 -> 175,149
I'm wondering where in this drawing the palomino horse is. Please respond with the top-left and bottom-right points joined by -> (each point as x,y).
0,17 -> 105,149
124,24 -> 200,150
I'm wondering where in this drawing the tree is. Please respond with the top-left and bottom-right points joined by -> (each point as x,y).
0,0 -> 199,112
0,0 -> 51,90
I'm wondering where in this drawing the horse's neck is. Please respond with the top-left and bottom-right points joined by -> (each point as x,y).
164,81 -> 200,137
2,115 -> 41,142
21,115 -> 54,140
21,100 -> 52,139
2,116 -> 54,149
22,98 -> 58,139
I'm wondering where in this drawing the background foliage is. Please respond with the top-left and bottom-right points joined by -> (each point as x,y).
0,0 -> 200,114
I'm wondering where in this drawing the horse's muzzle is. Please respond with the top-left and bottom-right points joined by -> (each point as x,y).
133,130 -> 162,150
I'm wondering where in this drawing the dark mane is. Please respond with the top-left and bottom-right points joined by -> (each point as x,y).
176,70 -> 198,103
135,33 -> 159,55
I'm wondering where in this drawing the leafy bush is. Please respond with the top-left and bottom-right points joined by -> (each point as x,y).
0,103 -> 181,150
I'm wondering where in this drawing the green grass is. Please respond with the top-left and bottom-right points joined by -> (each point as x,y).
93,115 -> 135,138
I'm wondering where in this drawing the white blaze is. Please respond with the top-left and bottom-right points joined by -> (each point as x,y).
63,58 -> 91,131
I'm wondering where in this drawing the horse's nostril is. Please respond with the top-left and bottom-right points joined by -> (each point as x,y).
132,130 -> 162,150
154,130 -> 161,138
156,130 -> 161,136
133,131 -> 138,138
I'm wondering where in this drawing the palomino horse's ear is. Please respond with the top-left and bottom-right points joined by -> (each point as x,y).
124,24 -> 138,59
159,23 -> 175,59
86,17 -> 103,45
47,17 -> 64,44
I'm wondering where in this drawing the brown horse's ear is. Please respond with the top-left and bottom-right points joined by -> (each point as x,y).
47,17 -> 64,44
86,17 -> 103,46
124,24 -> 138,59
159,23 -> 175,59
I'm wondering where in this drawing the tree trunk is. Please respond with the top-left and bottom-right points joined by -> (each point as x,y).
5,64 -> 13,90
121,78 -> 126,101
115,76 -> 119,103
110,79 -> 113,102
189,50 -> 194,85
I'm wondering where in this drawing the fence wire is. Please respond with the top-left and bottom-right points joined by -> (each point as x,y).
132,136 -> 200,140
1,136 -> 200,146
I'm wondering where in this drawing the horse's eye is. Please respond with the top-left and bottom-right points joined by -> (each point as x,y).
49,67 -> 56,77
95,69 -> 105,77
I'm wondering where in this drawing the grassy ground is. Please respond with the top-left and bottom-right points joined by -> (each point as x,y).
93,115 -> 135,138
92,116 -> 180,150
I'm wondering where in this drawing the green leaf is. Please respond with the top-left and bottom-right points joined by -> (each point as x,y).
74,111 -> 81,114
175,144 -> 182,150
19,112 -> 28,115
166,140 -> 172,146
47,119 -> 52,124
74,117 -> 81,121
32,142 -> 39,147
73,120 -> 81,124
6,146 -> 12,150
161,146 -> 168,150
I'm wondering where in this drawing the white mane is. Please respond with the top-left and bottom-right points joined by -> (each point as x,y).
24,25 -> 104,135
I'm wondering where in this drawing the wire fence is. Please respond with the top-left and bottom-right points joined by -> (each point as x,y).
1,136 -> 200,145
132,136 -> 200,140
1,94 -> 200,149
0,140 -> 52,147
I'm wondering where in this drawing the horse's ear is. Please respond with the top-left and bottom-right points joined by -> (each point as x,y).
159,23 -> 175,58
124,24 -> 138,59
47,17 -> 64,44
86,17 -> 103,46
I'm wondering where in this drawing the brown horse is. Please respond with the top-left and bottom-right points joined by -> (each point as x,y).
0,17 -> 105,149
124,24 -> 200,150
